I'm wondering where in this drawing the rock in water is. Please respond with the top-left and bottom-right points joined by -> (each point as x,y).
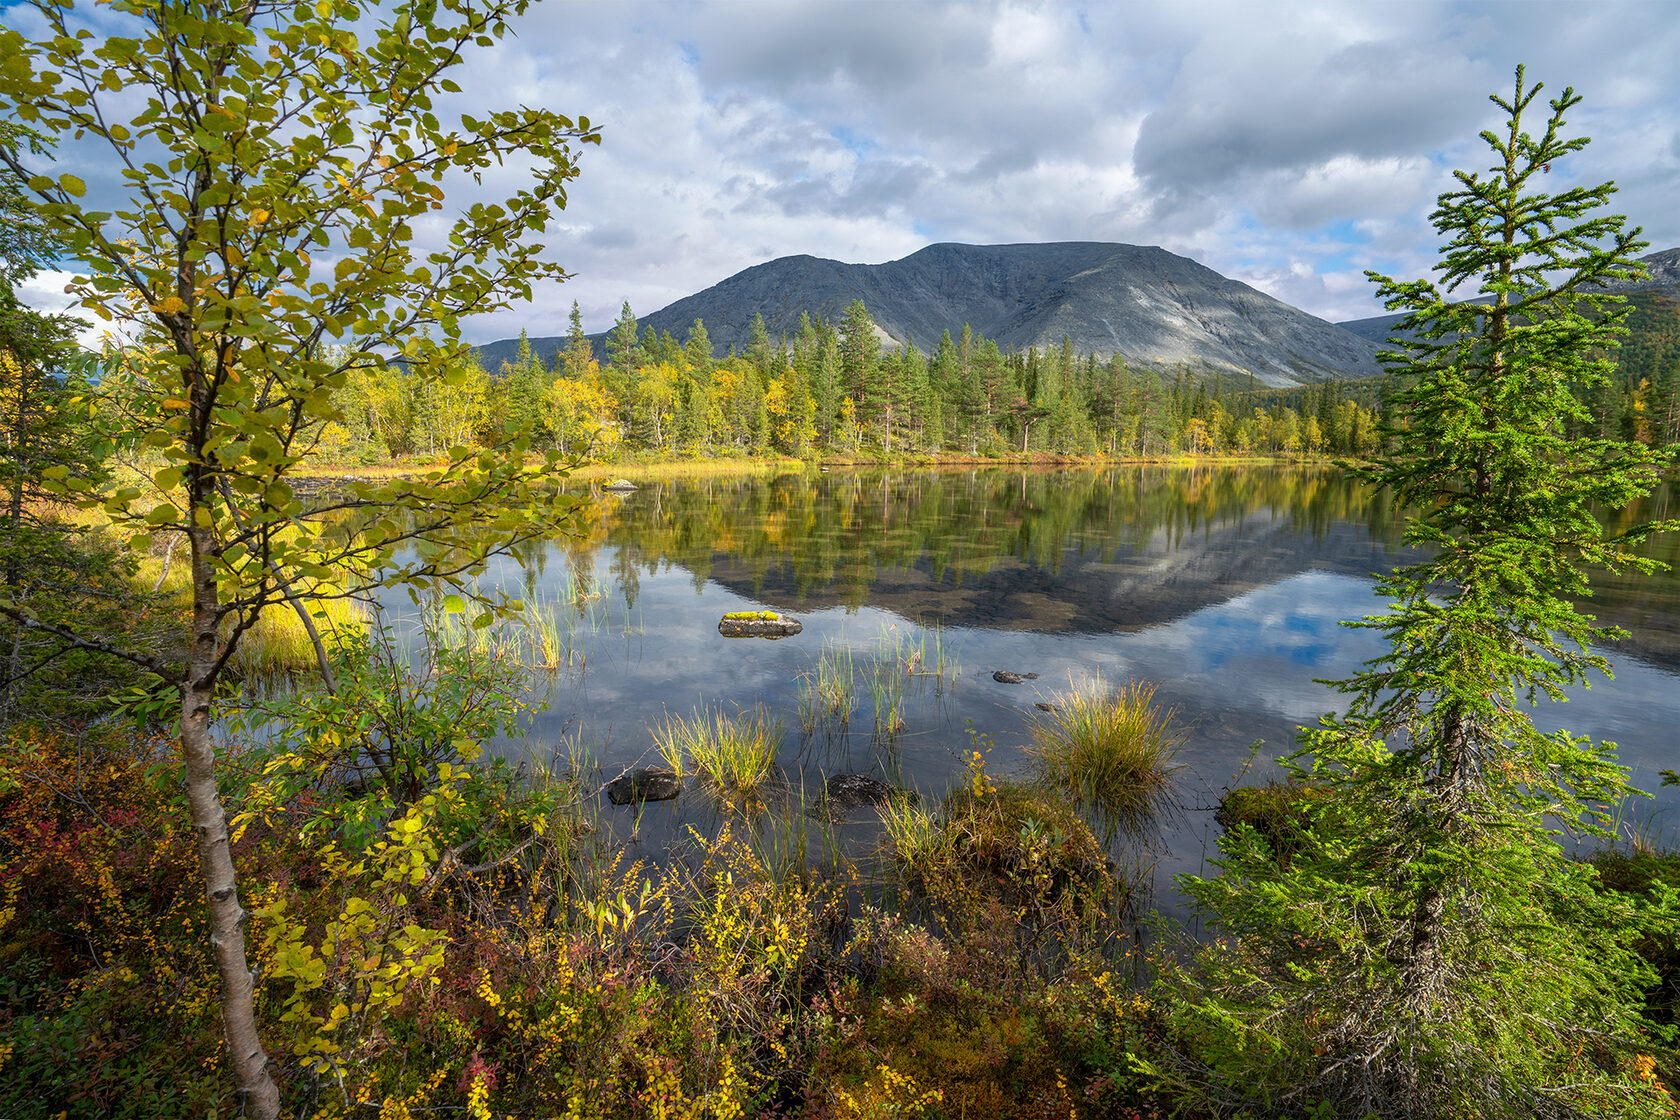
718,615 -> 802,639
809,773 -> 913,820
605,767 -> 682,806
993,669 -> 1040,684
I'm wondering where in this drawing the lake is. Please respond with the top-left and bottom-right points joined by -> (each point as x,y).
398,465 -> 1680,909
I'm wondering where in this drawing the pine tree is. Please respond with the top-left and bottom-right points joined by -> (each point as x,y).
558,300 -> 591,382
1175,67 -> 1677,1120
683,318 -> 714,376
603,300 -> 639,427
839,299 -> 879,406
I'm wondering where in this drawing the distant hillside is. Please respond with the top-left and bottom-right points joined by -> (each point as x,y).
1337,246 -> 1680,347
478,242 -> 1386,388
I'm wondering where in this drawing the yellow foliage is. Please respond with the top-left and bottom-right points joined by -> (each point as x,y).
835,1063 -> 943,1118
257,788 -> 456,1075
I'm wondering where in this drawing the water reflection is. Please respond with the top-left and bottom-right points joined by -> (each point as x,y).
427,466 -> 1680,898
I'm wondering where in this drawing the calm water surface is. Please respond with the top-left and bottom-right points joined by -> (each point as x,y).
414,466 -> 1680,906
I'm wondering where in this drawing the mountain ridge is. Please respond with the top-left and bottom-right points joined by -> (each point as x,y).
476,241 -> 1386,388
1337,246 -> 1680,345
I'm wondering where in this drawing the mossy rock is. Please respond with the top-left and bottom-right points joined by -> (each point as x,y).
718,613 -> 802,639
937,781 -> 1110,909
605,767 -> 683,806
808,773 -> 912,821
1215,779 -> 1331,865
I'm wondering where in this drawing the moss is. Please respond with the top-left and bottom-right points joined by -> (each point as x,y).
721,610 -> 779,621
1214,779 -> 1332,866
934,781 -> 1110,912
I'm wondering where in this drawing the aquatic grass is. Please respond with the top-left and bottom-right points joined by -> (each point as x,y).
742,789 -> 828,885
879,794 -> 943,870
1026,678 -> 1185,839
798,644 -> 856,736
227,594 -> 367,680
426,595 -> 523,662
867,660 -> 906,744
928,622 -> 959,693
559,562 -> 605,624
883,625 -> 925,676
654,705 -> 783,796
522,594 -> 585,673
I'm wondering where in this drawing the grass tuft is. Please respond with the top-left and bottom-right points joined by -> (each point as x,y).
1026,678 -> 1184,839
654,705 -> 783,795
879,794 -> 943,869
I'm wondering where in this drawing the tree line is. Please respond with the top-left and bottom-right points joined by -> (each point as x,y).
310,298 -> 1390,463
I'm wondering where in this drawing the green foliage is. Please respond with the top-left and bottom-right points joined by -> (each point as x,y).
258,792 -> 452,1079
1174,67 -> 1680,1119
231,626 -> 545,850
1589,848 -> 1680,1032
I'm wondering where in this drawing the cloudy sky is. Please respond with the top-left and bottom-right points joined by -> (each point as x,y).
13,0 -> 1680,347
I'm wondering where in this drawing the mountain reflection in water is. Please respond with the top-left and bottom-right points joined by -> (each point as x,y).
452,466 -> 1680,898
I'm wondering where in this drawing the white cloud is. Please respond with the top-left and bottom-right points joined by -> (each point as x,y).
10,0 -> 1678,341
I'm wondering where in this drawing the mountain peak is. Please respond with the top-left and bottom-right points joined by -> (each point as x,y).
481,241 -> 1387,386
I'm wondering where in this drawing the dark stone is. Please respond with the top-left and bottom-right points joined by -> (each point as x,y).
718,615 -> 802,639
1034,702 -> 1059,712
605,767 -> 682,806
993,669 -> 1040,684
809,773 -> 913,820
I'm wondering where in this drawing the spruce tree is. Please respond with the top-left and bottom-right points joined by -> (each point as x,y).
1175,67 -> 1677,1120
562,299 -> 593,379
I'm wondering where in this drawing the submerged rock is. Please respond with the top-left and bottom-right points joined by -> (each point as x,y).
605,767 -> 683,806
718,614 -> 802,639
992,669 -> 1040,684
809,773 -> 914,820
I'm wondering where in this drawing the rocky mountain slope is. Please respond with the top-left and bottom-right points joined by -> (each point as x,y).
479,242 -> 1387,387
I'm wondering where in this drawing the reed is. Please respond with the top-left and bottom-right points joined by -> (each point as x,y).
654,705 -> 783,796
1025,679 -> 1185,839
228,594 -> 367,679
797,644 -> 856,736
878,794 -> 943,870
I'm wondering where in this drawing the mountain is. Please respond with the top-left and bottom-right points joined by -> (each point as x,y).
1337,246 -> 1680,345
477,241 -> 1386,388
